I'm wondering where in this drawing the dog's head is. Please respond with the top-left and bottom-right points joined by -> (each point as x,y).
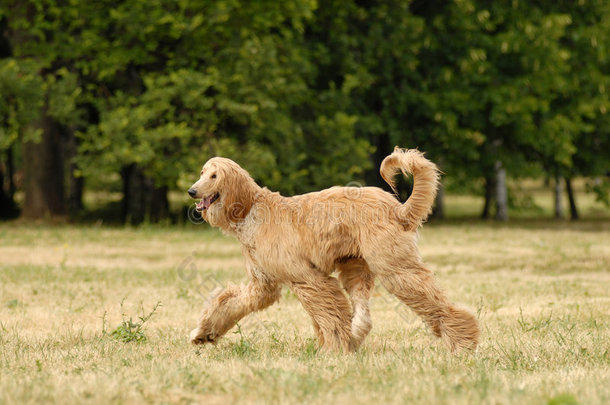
188,157 -> 257,227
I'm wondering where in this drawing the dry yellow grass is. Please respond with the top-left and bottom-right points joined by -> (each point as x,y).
0,220 -> 609,404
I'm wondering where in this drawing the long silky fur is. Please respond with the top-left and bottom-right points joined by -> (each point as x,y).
188,148 -> 479,353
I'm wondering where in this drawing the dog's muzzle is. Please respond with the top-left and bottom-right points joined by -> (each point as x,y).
196,193 -> 220,212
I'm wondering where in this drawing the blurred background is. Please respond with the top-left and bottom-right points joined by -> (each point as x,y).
0,0 -> 608,224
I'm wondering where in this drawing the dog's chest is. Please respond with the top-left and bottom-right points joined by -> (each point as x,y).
230,207 -> 260,249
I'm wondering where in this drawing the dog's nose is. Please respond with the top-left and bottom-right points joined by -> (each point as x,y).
188,188 -> 197,198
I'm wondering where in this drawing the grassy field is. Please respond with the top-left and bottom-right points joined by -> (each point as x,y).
0,219 -> 609,404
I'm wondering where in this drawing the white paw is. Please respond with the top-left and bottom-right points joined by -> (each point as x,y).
189,328 -> 202,344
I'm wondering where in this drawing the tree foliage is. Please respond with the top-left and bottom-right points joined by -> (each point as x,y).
0,0 -> 608,220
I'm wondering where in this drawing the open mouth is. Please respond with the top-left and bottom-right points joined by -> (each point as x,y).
196,193 -> 220,212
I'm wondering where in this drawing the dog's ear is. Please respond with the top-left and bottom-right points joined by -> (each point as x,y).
219,162 -> 257,223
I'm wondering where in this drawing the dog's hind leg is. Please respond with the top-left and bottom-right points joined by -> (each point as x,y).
289,272 -> 353,353
363,238 -> 479,352
337,259 -> 374,351
189,279 -> 281,345
311,318 -> 326,348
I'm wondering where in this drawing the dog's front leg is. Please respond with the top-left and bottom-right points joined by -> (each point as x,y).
190,280 -> 280,345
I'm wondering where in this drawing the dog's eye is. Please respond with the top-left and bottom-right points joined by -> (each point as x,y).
211,173 -> 217,179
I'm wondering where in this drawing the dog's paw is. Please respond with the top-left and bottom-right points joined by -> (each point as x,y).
189,328 -> 216,345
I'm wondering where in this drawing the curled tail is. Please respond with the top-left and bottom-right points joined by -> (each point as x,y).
380,147 -> 440,231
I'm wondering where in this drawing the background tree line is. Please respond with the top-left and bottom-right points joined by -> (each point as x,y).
0,0 -> 608,223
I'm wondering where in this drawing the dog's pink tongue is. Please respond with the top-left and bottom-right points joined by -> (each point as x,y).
202,195 -> 213,210
196,200 -> 204,211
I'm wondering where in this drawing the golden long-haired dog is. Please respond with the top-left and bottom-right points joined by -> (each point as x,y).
187,147 -> 479,352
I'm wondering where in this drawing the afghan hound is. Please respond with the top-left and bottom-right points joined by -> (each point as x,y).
187,147 -> 479,352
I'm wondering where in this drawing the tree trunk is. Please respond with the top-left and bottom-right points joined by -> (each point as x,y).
149,185 -> 169,223
121,165 -> 168,224
565,177 -> 579,220
120,165 -> 132,223
481,175 -> 494,219
121,164 -> 145,224
494,160 -> 508,221
0,152 -> 19,219
7,147 -> 15,199
0,165 -> 8,218
65,129 -> 84,217
22,114 -> 66,218
554,174 -> 564,219
68,173 -> 84,217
